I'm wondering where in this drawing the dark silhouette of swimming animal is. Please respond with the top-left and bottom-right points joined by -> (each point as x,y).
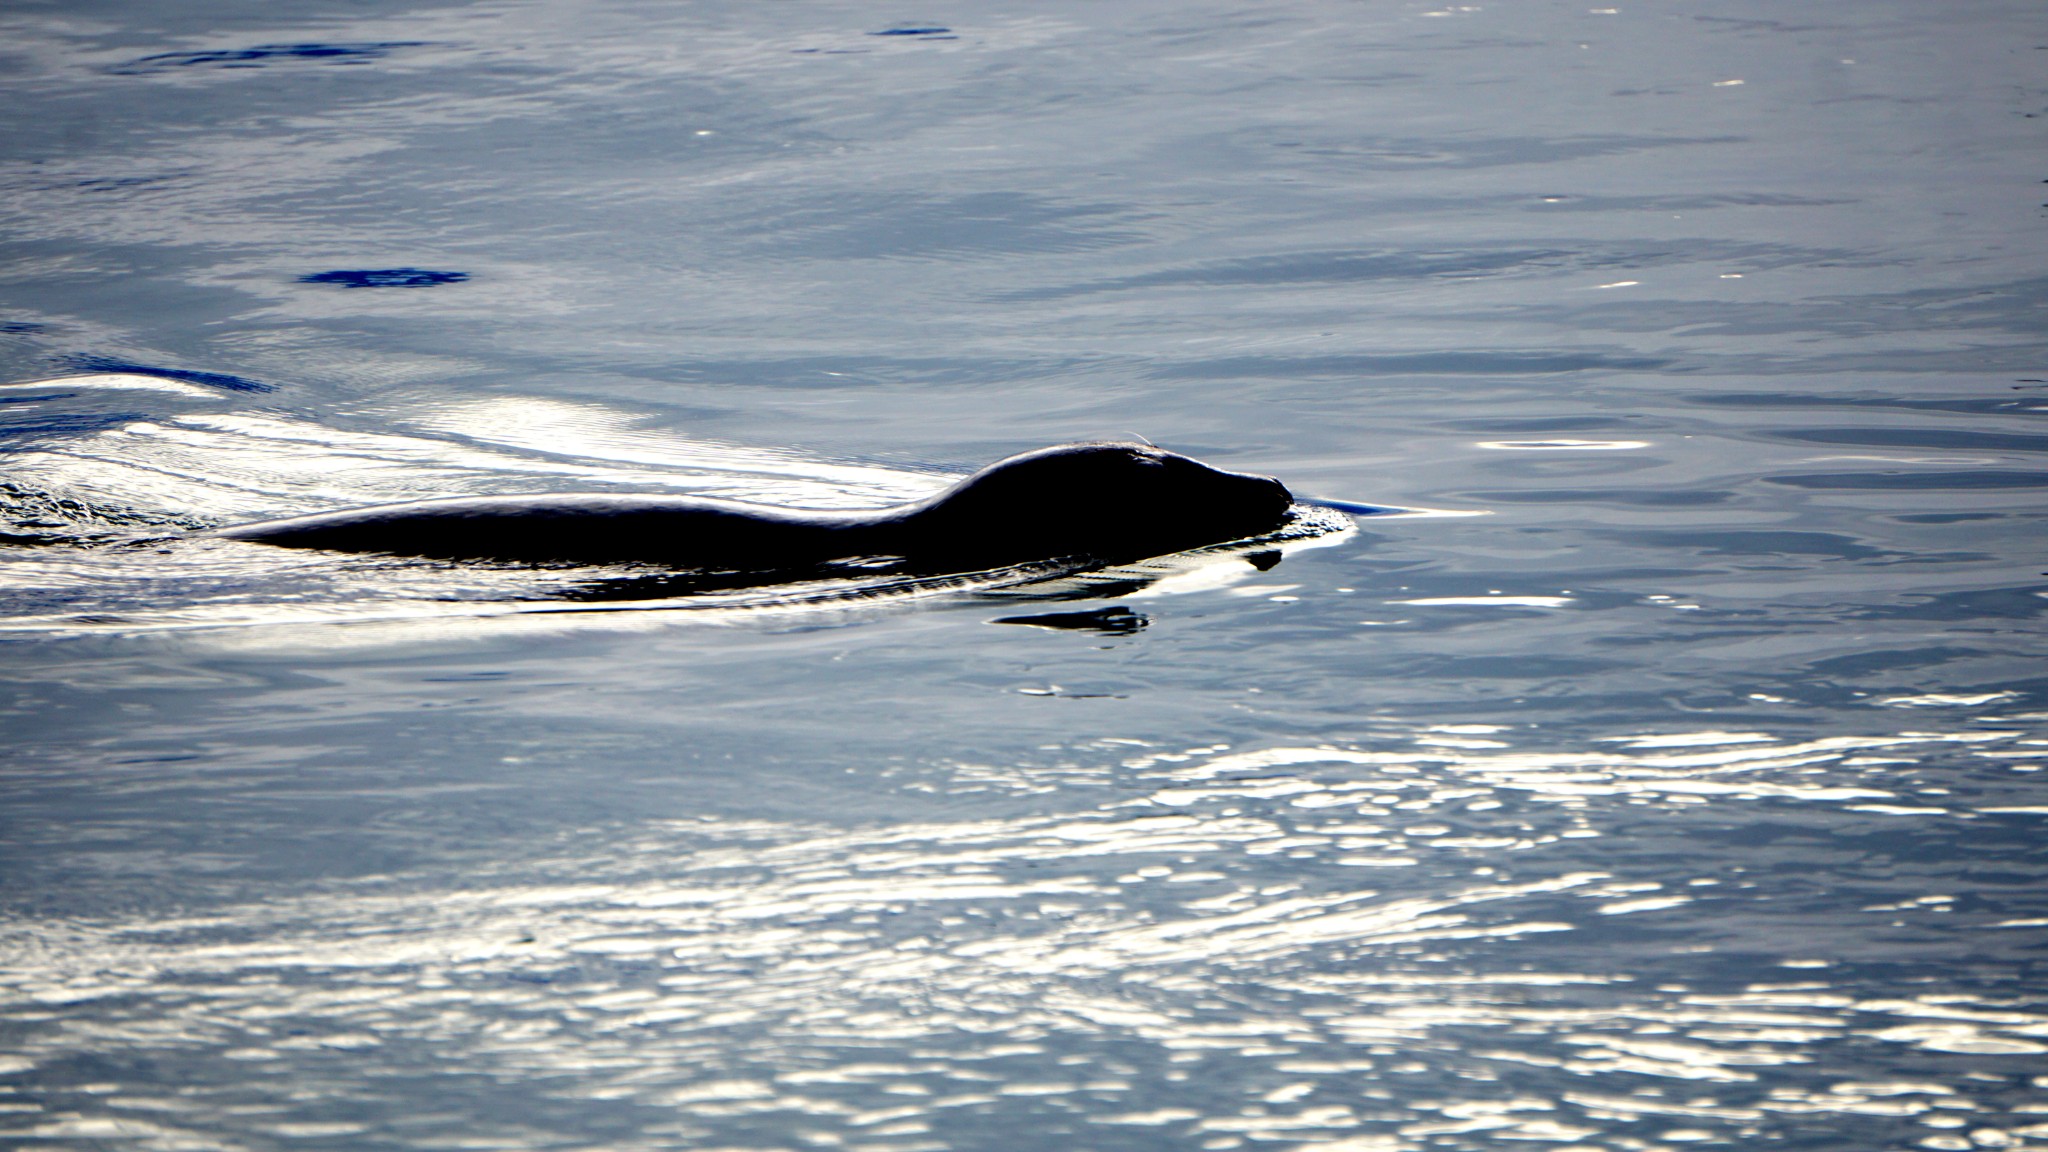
216,442 -> 1296,579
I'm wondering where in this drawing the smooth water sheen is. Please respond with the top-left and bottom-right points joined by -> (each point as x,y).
3,2 -> 2046,1150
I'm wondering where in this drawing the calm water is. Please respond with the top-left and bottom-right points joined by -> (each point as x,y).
4,2 -> 2047,1149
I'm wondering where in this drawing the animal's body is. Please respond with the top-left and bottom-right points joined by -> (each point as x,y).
216,443 -> 1296,579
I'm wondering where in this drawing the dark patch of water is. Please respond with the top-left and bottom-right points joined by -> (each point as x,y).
298,268 -> 469,288
50,355 -> 273,393
112,41 -> 428,74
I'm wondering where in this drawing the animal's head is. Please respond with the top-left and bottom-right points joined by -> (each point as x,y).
918,442 -> 1294,566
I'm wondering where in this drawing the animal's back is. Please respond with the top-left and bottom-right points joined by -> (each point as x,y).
217,494 -> 873,568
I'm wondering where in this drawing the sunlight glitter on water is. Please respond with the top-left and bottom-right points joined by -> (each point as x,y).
4,728 -> 2045,1148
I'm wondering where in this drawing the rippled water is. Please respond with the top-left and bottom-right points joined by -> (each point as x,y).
3,2 -> 2046,1150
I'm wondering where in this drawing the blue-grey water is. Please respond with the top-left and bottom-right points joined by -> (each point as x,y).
4,2 -> 2047,1149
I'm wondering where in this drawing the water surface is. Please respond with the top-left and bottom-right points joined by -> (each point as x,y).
2,2 -> 2046,1149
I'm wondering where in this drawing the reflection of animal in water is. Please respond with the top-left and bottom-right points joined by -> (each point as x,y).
992,606 -> 1150,635
218,443 -> 1298,583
